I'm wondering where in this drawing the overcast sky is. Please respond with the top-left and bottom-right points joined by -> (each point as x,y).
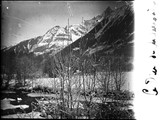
2,1 -> 126,47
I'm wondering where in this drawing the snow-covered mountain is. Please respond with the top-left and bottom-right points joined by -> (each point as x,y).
30,24 -> 90,55
2,3 -> 134,70
1,17 -> 102,56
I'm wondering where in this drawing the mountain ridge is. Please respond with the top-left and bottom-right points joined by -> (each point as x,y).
1,6 -> 112,56
2,4 -> 134,74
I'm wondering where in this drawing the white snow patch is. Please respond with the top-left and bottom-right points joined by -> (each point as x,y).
27,93 -> 59,98
34,52 -> 44,56
3,98 -> 16,101
19,105 -> 29,109
17,98 -> 22,101
54,40 -> 72,47
43,32 -> 53,40
73,47 -> 80,51
71,33 -> 81,42
48,37 -> 57,48
27,42 -> 31,50
55,27 -> 66,35
56,35 -> 69,39
1,98 -> 29,110
70,26 -> 82,36
37,42 -> 48,47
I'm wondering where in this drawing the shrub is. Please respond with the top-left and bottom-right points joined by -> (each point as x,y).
106,90 -> 134,100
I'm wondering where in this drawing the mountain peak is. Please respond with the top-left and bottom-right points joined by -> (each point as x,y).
2,4 -> 133,57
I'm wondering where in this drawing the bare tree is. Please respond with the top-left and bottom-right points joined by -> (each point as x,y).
111,55 -> 126,91
15,56 -> 38,87
51,54 -> 66,118
95,55 -> 112,103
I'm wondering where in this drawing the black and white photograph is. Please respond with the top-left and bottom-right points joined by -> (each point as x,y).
1,0 -> 161,119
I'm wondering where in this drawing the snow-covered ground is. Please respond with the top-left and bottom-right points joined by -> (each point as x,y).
16,71 -> 133,92
1,71 -> 133,119
1,98 -> 29,110
1,112 -> 43,119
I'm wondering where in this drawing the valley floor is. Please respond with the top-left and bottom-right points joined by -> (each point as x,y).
1,71 -> 134,119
